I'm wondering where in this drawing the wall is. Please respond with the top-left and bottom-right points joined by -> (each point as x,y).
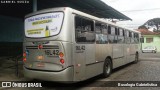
0,15 -> 24,42
142,35 -> 160,52
0,15 -> 23,56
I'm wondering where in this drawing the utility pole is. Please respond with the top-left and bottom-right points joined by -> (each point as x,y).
33,0 -> 37,12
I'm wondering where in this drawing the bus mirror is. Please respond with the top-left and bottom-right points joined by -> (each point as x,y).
140,37 -> 144,43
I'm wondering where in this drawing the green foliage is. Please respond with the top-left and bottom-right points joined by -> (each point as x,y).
143,18 -> 160,32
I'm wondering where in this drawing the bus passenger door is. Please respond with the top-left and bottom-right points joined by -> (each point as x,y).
74,44 -> 86,81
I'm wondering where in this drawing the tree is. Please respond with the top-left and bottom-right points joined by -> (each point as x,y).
143,18 -> 160,32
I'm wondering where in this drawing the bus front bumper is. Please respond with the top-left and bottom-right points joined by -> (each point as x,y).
23,66 -> 74,82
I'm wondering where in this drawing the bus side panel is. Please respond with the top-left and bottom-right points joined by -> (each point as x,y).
124,44 -> 131,64
85,62 -> 104,79
61,42 -> 73,68
130,44 -> 136,62
96,44 -> 110,62
112,44 -> 125,69
85,44 -> 103,79
73,43 -> 104,81
73,43 -> 86,81
94,44 -> 112,73
85,44 -> 96,64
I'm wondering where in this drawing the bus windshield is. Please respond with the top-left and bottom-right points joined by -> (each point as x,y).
25,12 -> 64,38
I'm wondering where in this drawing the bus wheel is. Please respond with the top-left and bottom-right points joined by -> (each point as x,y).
103,58 -> 112,78
134,53 -> 139,63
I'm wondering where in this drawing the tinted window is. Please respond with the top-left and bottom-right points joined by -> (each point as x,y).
119,29 -> 124,36
108,25 -> 117,43
117,29 -> 124,43
75,16 -> 95,43
131,32 -> 134,43
108,35 -> 115,43
108,26 -> 111,34
125,31 -> 130,44
115,28 -> 118,35
134,33 -> 139,43
102,24 -> 108,34
117,36 -> 124,43
96,22 -> 108,44
111,26 -> 115,35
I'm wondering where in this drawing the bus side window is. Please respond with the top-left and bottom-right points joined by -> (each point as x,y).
117,28 -> 125,43
102,24 -> 108,35
114,27 -> 118,43
102,24 -> 108,44
131,32 -> 134,44
125,30 -> 130,44
96,22 -> 108,44
108,26 -> 117,44
75,16 -> 95,43
134,33 -> 139,43
108,26 -> 111,34
109,26 -> 117,43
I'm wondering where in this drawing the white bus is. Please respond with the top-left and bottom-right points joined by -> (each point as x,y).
23,7 -> 140,82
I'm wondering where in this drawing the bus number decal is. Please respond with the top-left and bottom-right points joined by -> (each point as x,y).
75,45 -> 85,53
45,50 -> 59,56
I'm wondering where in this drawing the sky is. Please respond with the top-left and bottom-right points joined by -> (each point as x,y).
101,0 -> 160,29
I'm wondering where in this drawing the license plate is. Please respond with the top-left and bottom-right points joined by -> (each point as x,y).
45,49 -> 59,57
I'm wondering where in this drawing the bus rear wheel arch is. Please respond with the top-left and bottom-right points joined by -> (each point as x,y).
102,58 -> 112,78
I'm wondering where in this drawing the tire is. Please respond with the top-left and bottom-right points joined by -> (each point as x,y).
102,58 -> 112,78
134,53 -> 139,63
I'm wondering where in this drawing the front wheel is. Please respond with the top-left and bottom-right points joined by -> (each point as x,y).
102,58 -> 112,78
134,53 -> 139,63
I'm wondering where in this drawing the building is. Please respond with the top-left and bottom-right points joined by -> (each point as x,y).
138,28 -> 160,52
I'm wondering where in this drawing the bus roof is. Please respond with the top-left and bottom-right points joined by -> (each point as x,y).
25,7 -> 140,34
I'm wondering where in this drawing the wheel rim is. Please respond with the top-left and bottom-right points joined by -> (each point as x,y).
106,61 -> 111,74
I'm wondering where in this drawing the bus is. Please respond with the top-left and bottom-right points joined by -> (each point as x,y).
23,7 -> 141,82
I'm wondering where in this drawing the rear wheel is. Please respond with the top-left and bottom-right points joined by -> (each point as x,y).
134,53 -> 139,63
102,58 -> 112,78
